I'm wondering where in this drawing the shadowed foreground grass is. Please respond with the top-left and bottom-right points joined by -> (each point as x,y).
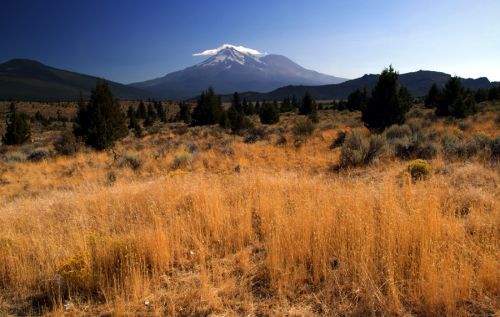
0,168 -> 498,316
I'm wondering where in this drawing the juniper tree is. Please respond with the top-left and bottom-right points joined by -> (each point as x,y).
73,81 -> 128,150
191,87 -> 224,126
154,101 -> 167,122
346,88 -> 368,112
299,91 -> 316,115
221,92 -> 251,132
136,101 -> 147,119
259,102 -> 280,125
2,103 -> 31,145
280,96 -> 293,113
361,66 -> 410,131
436,76 -> 476,118
178,102 -> 192,124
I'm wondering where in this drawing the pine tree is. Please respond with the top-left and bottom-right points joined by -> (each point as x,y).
127,105 -> 135,120
2,103 -> 31,145
73,80 -> 128,150
299,91 -> 317,116
231,92 -> 243,113
291,95 -> 298,109
259,102 -> 280,125
488,85 -> 500,100
191,87 -> 224,126
346,88 -> 368,111
254,101 -> 261,114
144,103 -> 157,127
136,101 -> 147,119
436,76 -> 476,118
178,102 -> 192,124
221,92 -> 251,132
361,66 -> 410,131
155,101 -> 167,122
280,97 -> 292,113
425,83 -> 441,108
242,98 -> 255,115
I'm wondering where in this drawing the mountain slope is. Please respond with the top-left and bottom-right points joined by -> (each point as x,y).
242,70 -> 495,100
0,59 -> 150,100
130,46 -> 346,100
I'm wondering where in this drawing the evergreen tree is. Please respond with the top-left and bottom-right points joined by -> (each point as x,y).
73,80 -> 128,150
2,103 -> 31,145
436,76 -> 476,118
178,102 -> 192,124
399,86 -> 413,106
144,103 -> 157,126
128,113 -> 142,137
243,98 -> 255,115
259,102 -> 280,125
127,105 -> 135,120
291,95 -> 298,110
299,91 -> 317,116
425,83 -> 441,108
155,101 -> 167,122
488,85 -> 500,100
280,97 -> 292,113
346,88 -> 368,111
361,66 -> 410,131
254,100 -> 261,114
222,92 -> 252,132
474,89 -> 488,103
191,87 -> 224,126
136,101 -> 147,119
231,92 -> 243,113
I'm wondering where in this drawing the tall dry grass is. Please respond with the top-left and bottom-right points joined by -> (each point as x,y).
0,167 -> 498,315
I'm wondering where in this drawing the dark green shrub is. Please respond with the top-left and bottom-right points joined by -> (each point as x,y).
259,102 -> 280,125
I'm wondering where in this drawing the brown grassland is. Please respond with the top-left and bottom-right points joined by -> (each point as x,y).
0,101 -> 498,316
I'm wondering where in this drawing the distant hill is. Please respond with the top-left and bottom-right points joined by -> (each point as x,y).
238,70 -> 496,101
0,59 -> 150,101
130,45 -> 347,100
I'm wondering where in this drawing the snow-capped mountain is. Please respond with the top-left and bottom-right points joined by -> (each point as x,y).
130,44 -> 347,100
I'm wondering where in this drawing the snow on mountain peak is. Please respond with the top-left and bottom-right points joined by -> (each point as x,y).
193,44 -> 263,56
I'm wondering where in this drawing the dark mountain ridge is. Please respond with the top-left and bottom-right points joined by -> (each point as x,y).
0,59 -> 150,101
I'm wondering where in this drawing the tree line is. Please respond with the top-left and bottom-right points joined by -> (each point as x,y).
2,72 -> 499,149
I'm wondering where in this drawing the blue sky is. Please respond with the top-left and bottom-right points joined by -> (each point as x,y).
1,0 -> 499,83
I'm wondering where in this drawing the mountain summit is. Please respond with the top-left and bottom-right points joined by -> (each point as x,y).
130,45 -> 347,99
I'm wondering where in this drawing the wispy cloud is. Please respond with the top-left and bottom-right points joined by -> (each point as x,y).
193,44 -> 262,56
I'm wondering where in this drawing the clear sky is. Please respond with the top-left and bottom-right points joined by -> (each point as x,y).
1,0 -> 499,83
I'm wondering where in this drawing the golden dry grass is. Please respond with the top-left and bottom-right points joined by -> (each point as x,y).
0,107 -> 499,316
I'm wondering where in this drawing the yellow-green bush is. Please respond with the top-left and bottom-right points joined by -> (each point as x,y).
407,159 -> 431,180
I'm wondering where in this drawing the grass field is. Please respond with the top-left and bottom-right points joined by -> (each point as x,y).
0,102 -> 498,316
